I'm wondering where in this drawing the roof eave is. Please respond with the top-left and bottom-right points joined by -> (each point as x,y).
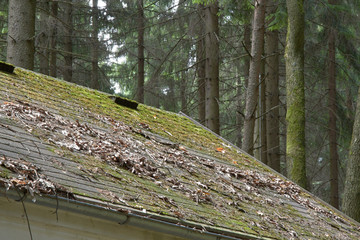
0,187 -> 274,240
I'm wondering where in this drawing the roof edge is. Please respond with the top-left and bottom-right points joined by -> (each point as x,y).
0,187 -> 274,240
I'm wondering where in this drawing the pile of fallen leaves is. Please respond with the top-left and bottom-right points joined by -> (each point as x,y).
1,101 -> 164,179
0,155 -> 73,200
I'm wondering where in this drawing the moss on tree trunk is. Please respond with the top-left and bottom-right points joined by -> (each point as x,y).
342,86 -> 360,221
285,0 -> 307,189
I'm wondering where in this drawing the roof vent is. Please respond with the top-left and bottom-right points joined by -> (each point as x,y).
109,96 -> 138,110
0,61 -> 15,74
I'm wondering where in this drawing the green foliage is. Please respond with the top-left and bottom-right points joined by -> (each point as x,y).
266,0 -> 287,31
192,0 -> 217,4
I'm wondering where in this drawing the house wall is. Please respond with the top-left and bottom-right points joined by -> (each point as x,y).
0,196 -> 187,240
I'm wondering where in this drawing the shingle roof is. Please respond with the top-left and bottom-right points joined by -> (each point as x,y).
0,66 -> 359,239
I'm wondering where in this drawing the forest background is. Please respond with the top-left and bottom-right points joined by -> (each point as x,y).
2,0 -> 360,221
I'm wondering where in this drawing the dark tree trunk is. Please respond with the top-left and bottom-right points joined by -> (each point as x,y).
63,0 -> 73,82
243,0 -> 266,155
243,24 -> 251,90
136,0 -> 145,103
260,60 -> 267,164
197,5 -> 206,125
204,2 -> 220,134
328,0 -> 339,209
180,71 -> 188,115
236,67 -> 243,148
49,1 -> 58,77
91,0 -> 100,90
236,23 -> 251,148
38,0 -> 49,75
265,0 -> 280,172
6,0 -> 36,70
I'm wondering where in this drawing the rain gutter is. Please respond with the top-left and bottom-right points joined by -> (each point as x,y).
1,188 -> 274,240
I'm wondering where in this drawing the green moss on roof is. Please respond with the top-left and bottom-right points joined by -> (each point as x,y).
1,66 -> 360,240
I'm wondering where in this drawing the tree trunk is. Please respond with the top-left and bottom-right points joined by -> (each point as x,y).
197,4 -> 206,125
236,66 -> 243,148
260,60 -> 267,164
342,86 -> 360,221
166,62 -> 176,112
180,71 -> 188,115
63,0 -> 73,82
204,2 -> 220,134
285,0 -> 307,189
243,24 -> 251,90
328,0 -> 339,209
243,0 -> 266,155
38,0 -> 49,75
6,0 -> 36,70
136,0 -> 145,103
265,0 -> 280,172
91,0 -> 100,90
254,58 -> 266,162
236,23 -> 251,148
49,1 -> 58,77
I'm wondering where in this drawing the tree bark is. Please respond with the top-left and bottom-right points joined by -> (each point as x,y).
265,0 -> 280,172
236,66 -> 243,148
136,0 -> 145,103
180,70 -> 188,115
49,1 -> 58,77
342,86 -> 360,221
260,60 -> 267,163
254,59 -> 265,161
91,0 -> 100,90
328,0 -> 339,209
204,2 -> 220,134
197,4 -> 206,125
63,0 -> 73,82
6,0 -> 36,70
236,24 -> 251,148
243,24 -> 251,90
38,0 -> 50,75
285,0 -> 307,188
243,0 -> 266,155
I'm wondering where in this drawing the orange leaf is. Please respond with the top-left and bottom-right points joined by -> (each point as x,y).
3,101 -> 14,105
216,147 -> 224,152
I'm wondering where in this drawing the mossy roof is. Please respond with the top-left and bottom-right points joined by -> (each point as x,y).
0,66 -> 359,240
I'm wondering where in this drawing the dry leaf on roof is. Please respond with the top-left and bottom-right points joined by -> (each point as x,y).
216,147 -> 224,152
0,155 -> 73,199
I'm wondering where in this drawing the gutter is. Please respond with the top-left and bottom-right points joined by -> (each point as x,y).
1,188 -> 274,240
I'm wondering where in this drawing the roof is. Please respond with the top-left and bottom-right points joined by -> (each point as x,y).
0,65 -> 359,240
